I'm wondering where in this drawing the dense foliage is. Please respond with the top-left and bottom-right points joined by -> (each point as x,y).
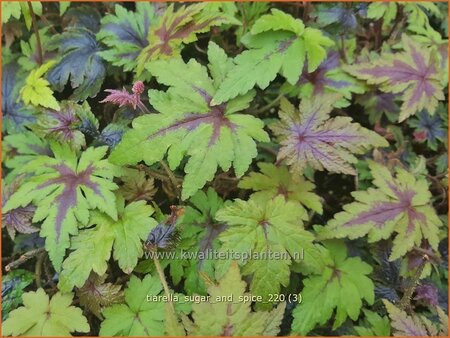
1,1 -> 448,336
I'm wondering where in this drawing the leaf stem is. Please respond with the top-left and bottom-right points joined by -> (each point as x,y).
28,1 -> 43,65
137,101 -> 151,114
35,252 -> 46,288
150,247 -> 177,315
5,247 -> 45,272
257,144 -> 278,157
137,164 -> 182,183
411,247 -> 441,263
159,160 -> 181,200
398,255 -> 428,312
339,34 -> 347,63
254,94 -> 283,115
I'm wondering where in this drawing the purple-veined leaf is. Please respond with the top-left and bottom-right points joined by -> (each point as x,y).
314,3 -> 367,31
33,101 -> 99,151
97,3 -> 157,72
414,283 -> 439,307
383,300 -> 428,336
283,50 -> 364,108
119,169 -> 157,202
346,34 -> 446,122
2,62 -> 35,134
355,90 -> 400,124
110,42 -> 269,200
2,131 -> 52,183
407,108 -> 446,151
299,51 -> 352,94
2,178 -> 38,240
136,3 -> 238,76
76,273 -> 124,320
320,162 -> 443,260
3,143 -> 121,270
270,95 -> 388,175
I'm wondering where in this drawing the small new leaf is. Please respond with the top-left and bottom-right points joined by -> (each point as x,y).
271,95 -> 388,175
33,101 -> 98,151
2,178 -> 38,239
77,274 -> 124,320
2,288 -> 89,336
239,162 -> 322,213
20,61 -> 60,110
120,169 -> 157,202
320,162 -> 443,260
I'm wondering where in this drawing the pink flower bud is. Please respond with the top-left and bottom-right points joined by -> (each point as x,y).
132,81 -> 145,95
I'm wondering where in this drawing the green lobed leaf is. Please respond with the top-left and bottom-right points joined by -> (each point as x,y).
20,61 -> 60,110
2,288 -> 89,336
292,240 -> 374,335
99,274 -> 166,336
59,196 -> 157,292
215,195 -> 321,306
110,42 -> 269,199
182,262 -> 286,336
239,162 -> 322,214
212,9 -> 334,104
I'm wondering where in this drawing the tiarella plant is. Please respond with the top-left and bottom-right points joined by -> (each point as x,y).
1,2 -> 448,337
